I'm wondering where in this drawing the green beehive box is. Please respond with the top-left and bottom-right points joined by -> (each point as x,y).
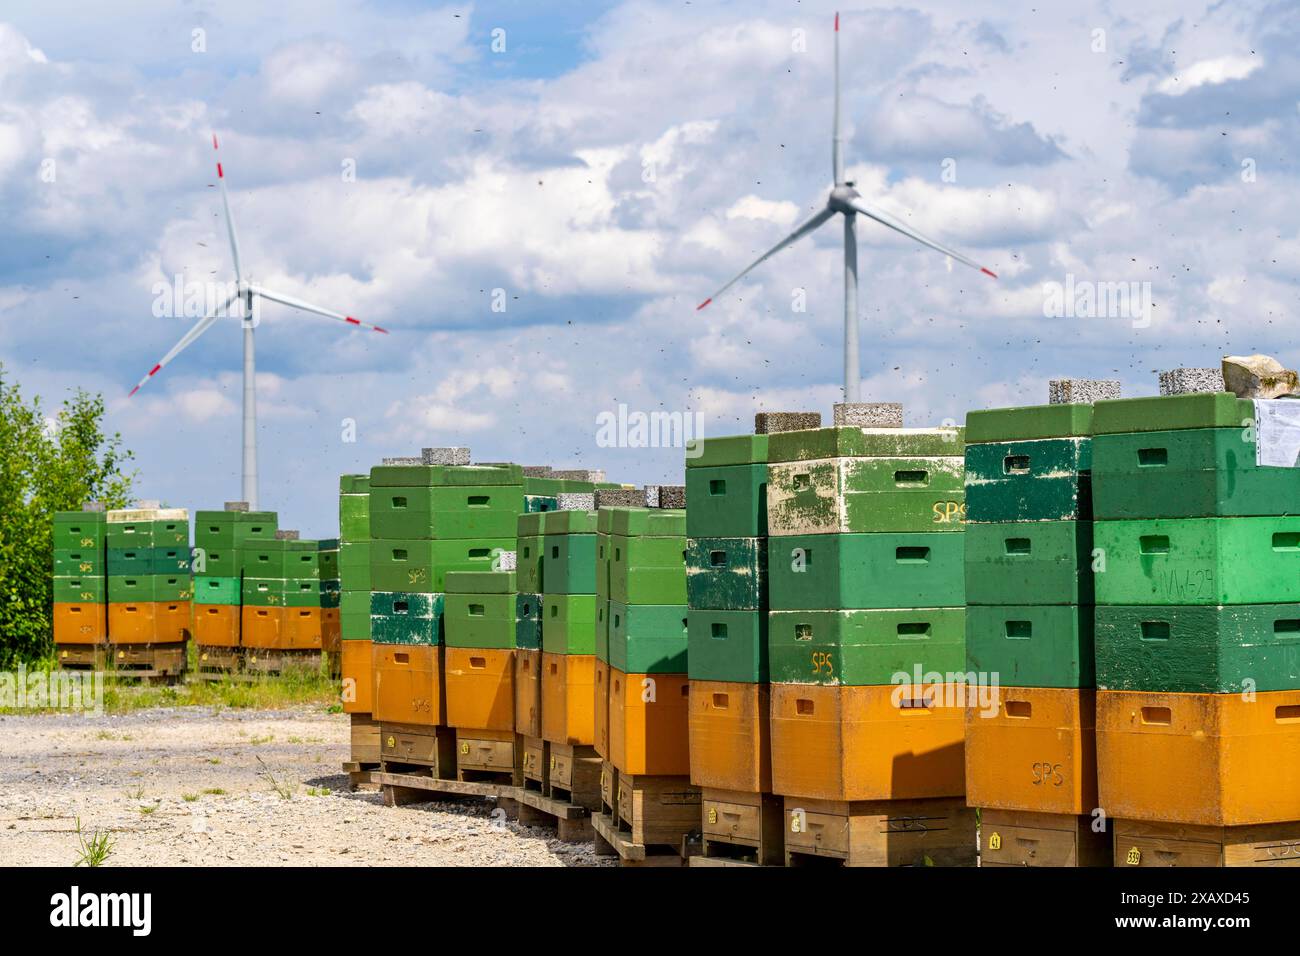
369,485 -> 524,540
369,537 -> 514,593
194,576 -> 240,605
965,438 -> 1092,523
196,546 -> 239,577
444,576 -> 516,649
768,532 -> 965,611
1092,427 -> 1300,519
1093,516 -> 1300,605
685,462 -> 768,537
241,577 -> 284,607
284,542 -> 321,579
369,462 -> 523,487
966,404 -> 1093,443
318,547 -> 339,580
53,511 -> 106,549
768,608 -> 966,685
54,549 -> 104,576
54,576 -> 106,604
541,593 -> 597,655
768,456 -> 966,534
608,601 -> 689,673
685,433 -> 769,468
106,519 -> 156,548
965,605 -> 1095,688
108,574 -> 192,603
686,537 -> 766,611
1091,393 -> 1254,436
340,590 -> 371,640
339,540 -> 371,581
517,534 -> 544,593
516,593 -> 543,649
339,474 -> 370,496
767,427 -> 965,464
603,507 -> 687,538
369,591 -> 444,645
1095,604 -> 1300,694
109,546 -> 192,575
595,530 -> 612,608
194,512 -> 234,551
964,521 -> 1094,605
687,609 -> 767,682
525,495 -> 557,513
543,509 -> 599,535
284,577 -> 326,607
339,475 -> 370,541
543,532 -> 597,593
609,534 -> 687,606
596,599 -> 610,660
241,542 -> 288,578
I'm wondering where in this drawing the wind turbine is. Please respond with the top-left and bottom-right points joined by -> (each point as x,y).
697,12 -> 998,403
128,134 -> 388,509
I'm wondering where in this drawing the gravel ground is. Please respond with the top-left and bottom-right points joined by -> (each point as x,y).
0,707 -> 609,867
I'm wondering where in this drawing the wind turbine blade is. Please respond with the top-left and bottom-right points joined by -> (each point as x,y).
832,12 -> 843,185
127,289 -> 239,396
846,196 -> 998,278
697,206 -> 836,309
253,285 -> 389,333
213,134 -> 245,282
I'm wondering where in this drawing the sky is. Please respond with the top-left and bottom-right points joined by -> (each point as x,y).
1,0 -> 1296,535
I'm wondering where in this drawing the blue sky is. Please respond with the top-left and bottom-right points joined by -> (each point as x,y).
2,0 -> 1297,535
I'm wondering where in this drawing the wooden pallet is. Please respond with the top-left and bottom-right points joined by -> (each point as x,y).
102,643 -> 187,682
547,743 -> 601,811
55,643 -> 106,670
980,808 -> 1112,867
591,810 -> 696,866
519,735 -> 548,794
1114,818 -> 1300,867
341,760 -> 380,791
599,760 -> 618,817
616,770 -> 701,851
504,788 -> 593,843
455,728 -> 521,785
783,796 -> 977,867
375,769 -> 515,807
694,788 -> 785,867
351,713 -> 381,766
244,648 -> 325,675
379,722 -> 456,778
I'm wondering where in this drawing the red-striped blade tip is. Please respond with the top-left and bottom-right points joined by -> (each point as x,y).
374,326 -> 389,334
212,134 -> 218,150
149,364 -> 162,376
128,385 -> 140,397
696,298 -> 712,310
216,162 -> 223,178
981,267 -> 998,279
345,316 -> 360,325
835,12 -> 839,31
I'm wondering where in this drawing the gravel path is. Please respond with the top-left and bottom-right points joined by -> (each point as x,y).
0,707 -> 608,867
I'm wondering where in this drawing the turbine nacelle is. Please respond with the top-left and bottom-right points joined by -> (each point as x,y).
828,184 -> 862,215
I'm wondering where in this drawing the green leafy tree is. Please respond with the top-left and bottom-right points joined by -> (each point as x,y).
0,365 -> 135,666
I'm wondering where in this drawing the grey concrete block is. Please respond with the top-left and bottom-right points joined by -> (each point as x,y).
275,530 -> 300,541
1048,379 -> 1122,405
1159,368 -> 1224,396
557,492 -> 596,511
223,501 -> 250,512
754,411 -> 822,434
82,501 -> 106,513
522,466 -> 553,477
551,469 -> 606,482
833,403 -> 903,427
382,456 -> 421,465
422,447 -> 471,465
595,488 -> 645,509
657,485 -> 686,509
496,550 -> 517,571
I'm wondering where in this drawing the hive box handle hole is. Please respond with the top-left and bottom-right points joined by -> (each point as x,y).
1003,455 -> 1030,475
1005,700 -> 1032,719
1137,448 -> 1168,467
1140,621 -> 1170,641
1139,535 -> 1170,554
795,699 -> 814,715
1140,706 -> 1171,725
1276,705 -> 1300,723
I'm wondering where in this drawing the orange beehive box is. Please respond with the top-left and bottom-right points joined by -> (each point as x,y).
541,652 -> 595,746
341,640 -> 373,714
770,682 -> 966,801
593,659 -> 611,759
241,606 -> 284,649
1097,689 -> 1300,826
53,602 -> 107,645
283,607 -> 324,650
514,648 -> 542,737
321,607 -> 341,653
193,603 -> 240,647
688,679 -> 772,793
445,647 -> 515,732
965,687 -> 1097,815
608,668 -> 690,777
108,602 -> 156,644
372,643 -> 444,727
153,601 -> 191,644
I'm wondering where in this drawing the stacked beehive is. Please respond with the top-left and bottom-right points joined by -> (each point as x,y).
444,568 -> 520,781
685,432 -> 782,865
764,411 -> 974,866
338,475 -> 377,765
239,531 -> 321,670
192,505 -> 277,671
53,505 -> 108,666
105,505 -> 192,675
1091,390 -> 1300,865
368,452 -> 519,775
317,539 -> 341,669
602,497 -> 696,852
516,510 -> 547,784
539,503 -> 603,805
963,388 -> 1110,866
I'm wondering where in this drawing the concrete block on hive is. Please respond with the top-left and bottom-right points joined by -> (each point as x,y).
551,469 -> 606,482
1048,379 -> 1121,404
754,411 -> 821,434
657,485 -> 685,509
557,492 -> 596,511
422,446 -> 471,465
496,550 -> 517,571
382,456 -> 421,465
1159,367 -> 1223,396
223,500 -> 250,512
595,488 -> 644,508
522,465 -> 553,477
833,402 -> 903,427
1222,354 -> 1300,399
274,529 -> 300,541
